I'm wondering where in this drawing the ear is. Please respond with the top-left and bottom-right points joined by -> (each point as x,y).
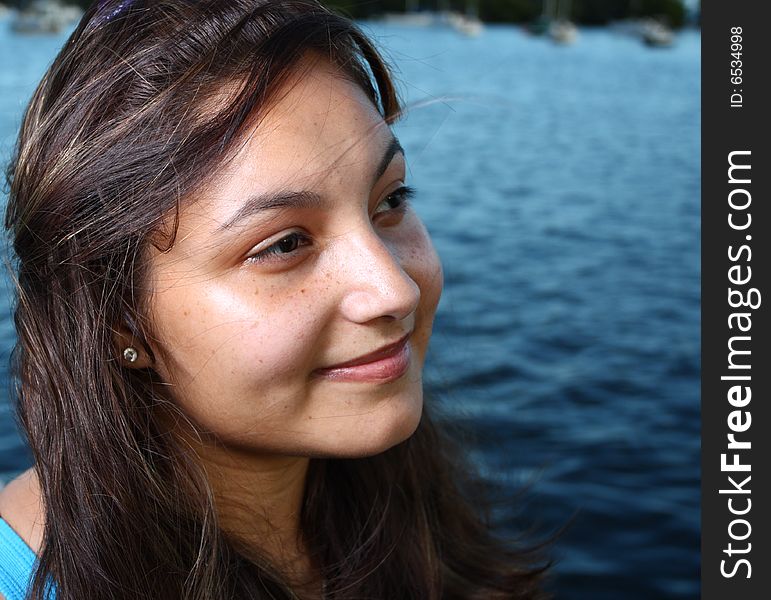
112,323 -> 153,369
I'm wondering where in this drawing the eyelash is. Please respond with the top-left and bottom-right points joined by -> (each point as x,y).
374,185 -> 415,216
246,185 -> 416,265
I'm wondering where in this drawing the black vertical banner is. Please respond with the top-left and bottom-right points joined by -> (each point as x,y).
702,2 -> 771,599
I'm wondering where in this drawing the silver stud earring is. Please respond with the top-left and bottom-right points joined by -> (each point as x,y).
123,347 -> 138,363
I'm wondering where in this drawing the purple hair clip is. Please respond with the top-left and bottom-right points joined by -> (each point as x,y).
93,0 -> 133,26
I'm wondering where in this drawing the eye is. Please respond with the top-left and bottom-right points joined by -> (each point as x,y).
373,185 -> 415,217
246,231 -> 311,265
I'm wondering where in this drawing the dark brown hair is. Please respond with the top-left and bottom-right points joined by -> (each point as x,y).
5,1 -> 549,598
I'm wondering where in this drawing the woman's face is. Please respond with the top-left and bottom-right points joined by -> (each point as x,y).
146,60 -> 443,458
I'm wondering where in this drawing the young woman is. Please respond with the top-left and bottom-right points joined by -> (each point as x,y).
0,1 -> 548,598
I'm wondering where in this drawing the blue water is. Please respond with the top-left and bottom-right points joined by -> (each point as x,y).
0,20 -> 700,599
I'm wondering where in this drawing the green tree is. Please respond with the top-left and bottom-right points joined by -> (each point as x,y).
478,0 -> 540,23
573,0 -> 633,25
19,0 -> 687,29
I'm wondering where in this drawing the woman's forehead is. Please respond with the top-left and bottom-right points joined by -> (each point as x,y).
209,63 -> 393,197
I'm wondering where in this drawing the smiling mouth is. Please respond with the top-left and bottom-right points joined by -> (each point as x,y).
312,333 -> 412,383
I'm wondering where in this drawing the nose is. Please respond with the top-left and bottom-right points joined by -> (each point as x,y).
335,230 -> 421,324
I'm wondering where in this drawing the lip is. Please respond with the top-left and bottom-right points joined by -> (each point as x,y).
313,333 -> 412,383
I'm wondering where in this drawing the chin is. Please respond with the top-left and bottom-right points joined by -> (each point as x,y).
331,391 -> 424,458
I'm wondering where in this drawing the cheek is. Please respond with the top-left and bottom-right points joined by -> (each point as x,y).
402,219 -> 443,315
149,277 -> 323,388
388,217 -> 443,364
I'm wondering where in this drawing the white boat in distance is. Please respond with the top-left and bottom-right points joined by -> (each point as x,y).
549,19 -> 578,44
640,19 -> 674,47
445,11 -> 483,37
540,0 -> 579,45
380,0 -> 483,37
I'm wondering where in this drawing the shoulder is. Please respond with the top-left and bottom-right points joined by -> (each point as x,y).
0,467 -> 45,556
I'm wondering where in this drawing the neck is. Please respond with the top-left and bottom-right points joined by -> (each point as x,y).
188,436 -> 320,593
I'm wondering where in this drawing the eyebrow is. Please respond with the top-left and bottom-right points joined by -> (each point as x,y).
217,135 -> 404,232
372,135 -> 404,187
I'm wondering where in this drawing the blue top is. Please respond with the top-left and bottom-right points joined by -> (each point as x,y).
0,516 -> 56,599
